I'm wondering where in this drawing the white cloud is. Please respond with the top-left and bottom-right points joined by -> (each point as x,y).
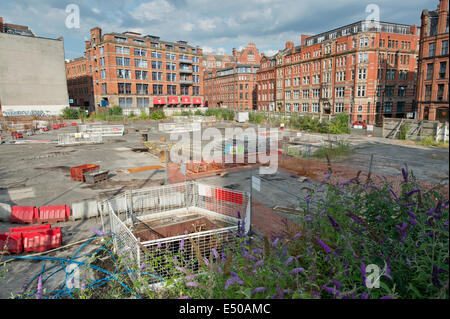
92,8 -> 101,14
132,0 -> 175,22
198,18 -> 216,32
183,23 -> 194,32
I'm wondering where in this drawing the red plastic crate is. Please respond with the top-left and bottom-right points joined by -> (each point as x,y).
0,232 -> 23,254
37,205 -> 69,223
10,224 -> 51,233
22,227 -> 62,252
10,206 -> 39,224
70,164 -> 100,182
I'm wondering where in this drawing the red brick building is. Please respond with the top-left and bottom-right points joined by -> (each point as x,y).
65,57 -> 94,112
257,21 -> 420,124
203,43 -> 261,109
66,27 -> 204,112
204,64 -> 259,109
416,0 -> 449,121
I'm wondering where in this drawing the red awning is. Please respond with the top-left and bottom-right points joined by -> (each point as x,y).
168,96 -> 179,104
153,97 -> 167,105
193,97 -> 202,104
181,96 -> 191,104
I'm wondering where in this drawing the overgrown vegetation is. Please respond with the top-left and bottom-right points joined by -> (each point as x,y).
12,166 -> 446,299
61,107 -> 84,120
417,136 -> 449,148
149,110 -> 166,120
398,124 -> 409,140
312,141 -> 352,160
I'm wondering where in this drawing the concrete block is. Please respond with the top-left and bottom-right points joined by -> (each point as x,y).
70,200 -> 99,221
0,203 -> 11,222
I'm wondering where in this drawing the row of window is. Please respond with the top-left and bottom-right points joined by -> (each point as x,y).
283,85 -> 368,99
425,61 -> 448,80
424,84 -> 448,101
428,40 -> 449,57
107,46 -> 200,62
104,83 -> 201,96
101,69 -> 200,83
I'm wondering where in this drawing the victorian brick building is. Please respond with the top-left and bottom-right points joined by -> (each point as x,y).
65,27 -> 204,112
416,0 -> 449,121
256,20 -> 420,124
203,43 -> 261,109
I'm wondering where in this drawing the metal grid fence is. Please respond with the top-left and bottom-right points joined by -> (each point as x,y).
57,133 -> 102,145
78,124 -> 125,136
106,181 -> 250,283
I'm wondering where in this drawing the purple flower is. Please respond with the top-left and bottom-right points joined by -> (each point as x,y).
251,287 -> 267,296
157,242 -> 162,248
36,275 -> 43,299
380,296 -> 392,299
272,237 -> 280,247
333,280 -> 343,290
389,188 -> 399,201
324,286 -> 341,296
407,210 -> 417,220
203,258 -> 210,266
293,232 -> 302,240
361,292 -> 368,299
212,247 -> 219,259
316,238 -> 334,255
92,228 -> 106,236
401,168 -> 408,182
285,257 -> 295,267
185,274 -> 198,281
281,245 -> 287,261
185,281 -> 200,287
432,266 -> 445,288
404,189 -> 419,199
406,258 -> 412,267
289,267 -> 305,275
325,172 -> 331,179
328,215 -> 341,232
361,263 -> 366,284
180,238 -> 184,251
224,275 -> 244,290
253,248 -> 263,255
179,295 -> 191,299
139,263 -> 146,270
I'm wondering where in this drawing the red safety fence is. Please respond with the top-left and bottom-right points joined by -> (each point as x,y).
10,224 -> 51,233
10,206 -> 39,224
52,124 -> 59,130
0,232 -> 23,254
37,205 -> 70,223
70,164 -> 100,182
214,188 -> 244,205
71,123 -> 77,126
22,227 -> 62,252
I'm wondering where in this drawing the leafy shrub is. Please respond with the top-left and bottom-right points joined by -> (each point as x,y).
194,109 -> 203,116
398,124 -> 409,140
61,107 -> 80,119
329,113 -> 350,134
108,106 -> 123,116
149,110 -> 166,120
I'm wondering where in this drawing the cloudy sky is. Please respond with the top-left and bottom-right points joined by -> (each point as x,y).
0,0 -> 437,60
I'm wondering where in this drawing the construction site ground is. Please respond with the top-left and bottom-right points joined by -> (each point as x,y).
0,120 -> 448,298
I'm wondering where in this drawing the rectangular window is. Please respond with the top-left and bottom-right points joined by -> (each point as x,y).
180,86 -> 189,95
166,73 -> 177,82
426,63 -> 434,80
166,62 -> 176,70
193,86 -> 200,96
151,51 -> 162,59
396,102 -> 405,113
357,85 -> 366,97
152,72 -> 163,81
101,69 -> 106,79
302,89 -> 309,98
386,69 -> 396,80
429,43 -> 436,57
425,85 -> 432,100
135,70 -> 148,80
384,102 -> 393,113
335,103 -> 345,113
166,53 -> 176,60
134,48 -> 147,57
118,83 -> 131,95
358,68 -> 367,80
119,97 -> 133,108
439,62 -> 447,79
152,61 -> 163,69
302,103 -> 309,112
385,86 -> 394,97
153,84 -> 163,95
442,40 -> 449,55
136,84 -> 148,95
137,97 -> 149,108
100,57 -> 105,66
167,85 -> 177,95
135,59 -> 148,68
312,103 -> 320,113
336,87 -> 345,98
437,84 -> 444,101
398,86 -> 407,97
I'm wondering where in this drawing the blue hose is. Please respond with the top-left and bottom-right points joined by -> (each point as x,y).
1,233 -> 165,299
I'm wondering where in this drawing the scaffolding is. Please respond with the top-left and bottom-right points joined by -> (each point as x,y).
103,181 -> 250,283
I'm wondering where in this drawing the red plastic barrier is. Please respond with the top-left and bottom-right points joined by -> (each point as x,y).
52,124 -> 59,130
10,206 -> 39,224
71,122 -> 77,126
70,164 -> 100,182
214,188 -> 243,205
0,232 -> 23,254
22,227 -> 62,252
37,205 -> 70,223
10,224 -> 51,233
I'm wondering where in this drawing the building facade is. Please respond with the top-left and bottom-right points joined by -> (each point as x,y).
256,21 -> 420,124
65,57 -> 94,112
416,0 -> 449,121
0,17 -> 69,117
66,27 -> 204,112
204,64 -> 259,110
203,43 -> 261,109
